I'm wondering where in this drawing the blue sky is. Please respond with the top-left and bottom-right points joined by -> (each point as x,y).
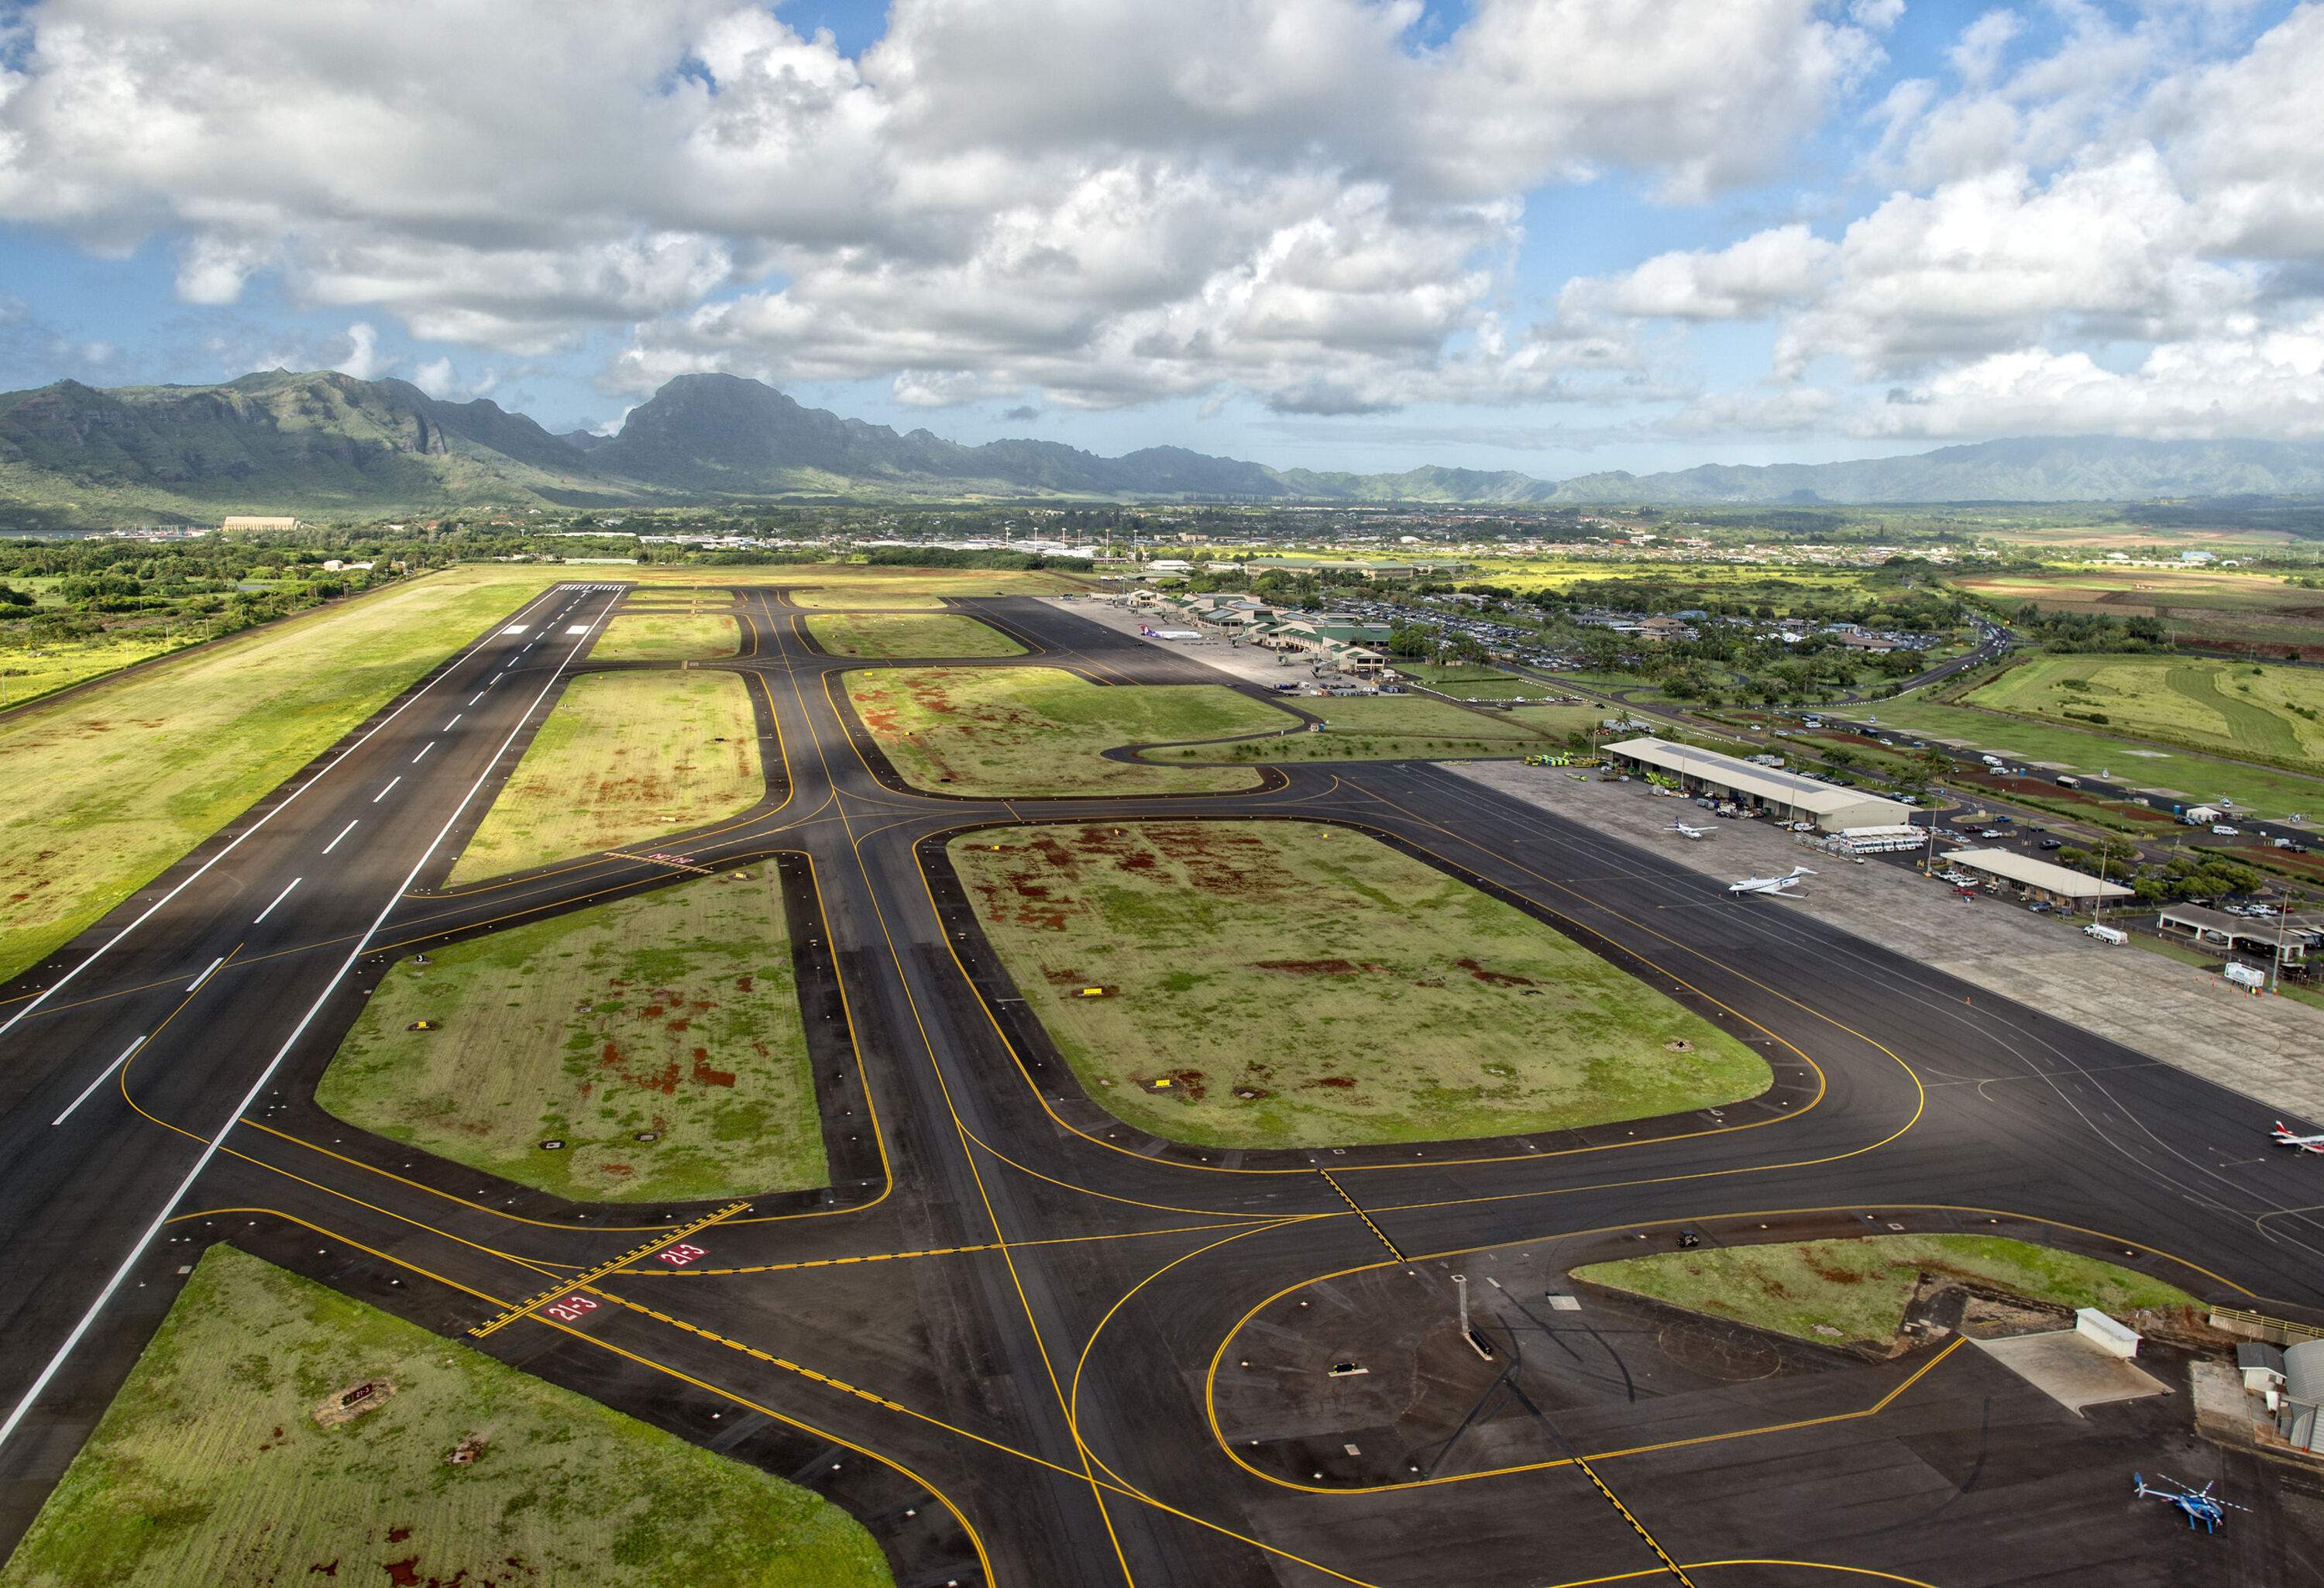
2,1 -> 2319,477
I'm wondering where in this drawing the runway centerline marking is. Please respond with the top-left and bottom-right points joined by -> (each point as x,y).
252,878 -> 301,924
372,776 -> 401,803
0,591 -> 616,1460
411,741 -> 434,764
321,820 -> 359,855
53,1036 -> 145,1126
443,713 -> 462,731
184,956 -> 224,992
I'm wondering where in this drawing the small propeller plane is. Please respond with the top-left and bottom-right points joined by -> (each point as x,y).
1666,821 -> 1711,840
1727,866 -> 1814,897
2133,1473 -> 2247,1533
2271,1121 -> 2324,1153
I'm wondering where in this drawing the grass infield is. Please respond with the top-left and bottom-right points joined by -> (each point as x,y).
1576,1234 -> 2195,1349
806,612 -> 1026,659
589,611 -> 741,662
949,820 -> 1772,1147
845,665 -> 1287,796
317,871 -> 827,1201
1165,695 -> 1600,764
0,1247 -> 889,1588
0,566 -> 572,986
448,670 -> 764,885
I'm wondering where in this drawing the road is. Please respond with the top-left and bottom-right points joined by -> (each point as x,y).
2,583 -> 2321,1586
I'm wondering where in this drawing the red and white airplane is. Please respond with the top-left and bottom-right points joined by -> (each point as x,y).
2271,1121 -> 2324,1153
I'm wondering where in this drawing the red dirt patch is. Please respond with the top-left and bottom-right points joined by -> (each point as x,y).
383,1560 -> 420,1586
1253,957 -> 1363,975
689,1048 -> 736,1087
1307,1076 -> 1357,1088
1456,957 -> 1537,988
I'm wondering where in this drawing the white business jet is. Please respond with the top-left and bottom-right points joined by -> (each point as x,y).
1727,866 -> 1814,897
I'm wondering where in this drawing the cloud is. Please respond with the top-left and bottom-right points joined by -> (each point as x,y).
0,0 -> 1881,414
334,321 -> 390,380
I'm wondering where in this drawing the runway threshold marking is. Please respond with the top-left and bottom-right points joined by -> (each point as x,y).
253,878 -> 302,923
1318,1169 -> 1404,1260
53,1036 -> 145,1126
469,1201 -> 751,1338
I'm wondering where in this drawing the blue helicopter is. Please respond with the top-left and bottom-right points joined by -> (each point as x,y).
2133,1472 -> 2249,1533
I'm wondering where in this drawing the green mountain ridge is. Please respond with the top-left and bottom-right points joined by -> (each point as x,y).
3,369 -> 2323,525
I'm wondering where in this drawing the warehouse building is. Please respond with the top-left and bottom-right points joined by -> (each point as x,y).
1941,849 -> 2134,909
1601,738 -> 1913,833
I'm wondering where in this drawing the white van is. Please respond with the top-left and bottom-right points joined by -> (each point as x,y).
2083,923 -> 2126,945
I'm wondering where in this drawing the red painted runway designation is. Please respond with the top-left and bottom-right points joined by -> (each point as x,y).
656,1243 -> 708,1267
538,1295 -> 602,1325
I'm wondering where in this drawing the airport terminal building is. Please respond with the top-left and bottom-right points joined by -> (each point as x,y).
1601,738 -> 1913,833
1941,849 -> 2135,909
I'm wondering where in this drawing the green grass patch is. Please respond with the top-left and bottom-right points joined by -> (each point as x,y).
317,871 -> 826,1201
1171,696 -> 1600,764
1576,1234 -> 2195,1348
589,612 -> 741,662
806,612 -> 1026,659
449,671 -> 764,884
0,1246 -> 888,1588
1391,663 -> 1560,699
949,820 -> 1772,1147
789,589 -> 947,610
0,631 -> 194,709
846,667 -> 1286,796
1967,653 -> 2324,765
0,565 -> 571,985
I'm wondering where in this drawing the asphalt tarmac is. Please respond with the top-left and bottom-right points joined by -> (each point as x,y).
3,583 -> 2321,1586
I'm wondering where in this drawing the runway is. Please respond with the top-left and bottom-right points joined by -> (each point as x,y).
2,582 -> 2319,1585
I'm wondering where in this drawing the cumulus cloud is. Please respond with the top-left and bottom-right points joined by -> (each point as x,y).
334,321 -> 390,381
0,0 -> 1886,414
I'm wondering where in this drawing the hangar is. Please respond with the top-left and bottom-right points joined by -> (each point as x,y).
1602,738 -> 1913,833
1941,848 -> 2134,909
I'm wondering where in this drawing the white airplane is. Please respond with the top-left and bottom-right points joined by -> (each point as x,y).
1666,821 -> 1711,840
2271,1121 -> 2324,1153
1728,866 -> 1815,897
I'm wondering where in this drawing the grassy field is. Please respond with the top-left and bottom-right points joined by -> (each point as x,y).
806,612 -> 1026,658
317,872 -> 825,1201
1390,663 -> 1563,699
590,612 -> 741,662
949,821 -> 1771,1146
1957,566 -> 2324,655
0,631 -> 194,709
786,567 -> 1085,609
0,1247 -> 888,1588
845,666 -> 1287,796
1162,696 -> 1600,764
1965,653 -> 2324,764
448,671 -> 765,885
0,565 -> 576,986
1576,1235 -> 2195,1348
1866,692 -> 2324,816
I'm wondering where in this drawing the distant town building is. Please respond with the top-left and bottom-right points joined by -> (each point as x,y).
222,516 -> 301,532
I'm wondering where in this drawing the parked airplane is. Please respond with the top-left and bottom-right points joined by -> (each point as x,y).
2133,1473 -> 2246,1533
1727,866 -> 1814,896
1666,822 -> 1710,840
2271,1121 -> 2324,1153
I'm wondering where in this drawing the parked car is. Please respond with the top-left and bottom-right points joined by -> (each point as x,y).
2039,838 -> 2064,849
2212,823 -> 2241,836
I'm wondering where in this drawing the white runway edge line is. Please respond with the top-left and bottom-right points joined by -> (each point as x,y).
0,583 -> 572,1046
321,820 -> 359,855
252,877 -> 301,924
0,590 -> 616,1456
373,777 -> 401,803
184,957 -> 224,993
52,1036 -> 145,1127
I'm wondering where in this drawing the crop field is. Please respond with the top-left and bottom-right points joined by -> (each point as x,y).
589,611 -> 742,662
949,821 -> 1771,1147
806,611 -> 1026,658
317,871 -> 824,1201
1576,1235 -> 2195,1349
0,565 -> 578,986
1164,696 -> 1600,764
1956,567 -> 2324,655
844,666 -> 1287,796
1966,654 -> 2324,764
0,1247 -> 888,1588
448,670 -> 765,884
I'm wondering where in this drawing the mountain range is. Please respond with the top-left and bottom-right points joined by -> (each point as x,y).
3,368 -> 2322,527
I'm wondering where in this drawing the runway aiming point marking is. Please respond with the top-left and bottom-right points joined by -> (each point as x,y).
502,625 -> 529,634
657,1243 -> 708,1267
566,624 -> 590,634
